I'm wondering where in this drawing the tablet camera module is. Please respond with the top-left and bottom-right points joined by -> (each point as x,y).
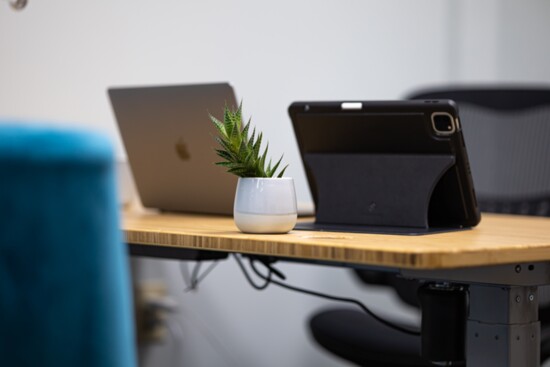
431,112 -> 455,135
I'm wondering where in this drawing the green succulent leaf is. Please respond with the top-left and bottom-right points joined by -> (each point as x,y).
277,165 -> 288,178
209,102 -> 288,178
215,149 -> 233,161
267,155 -> 283,178
209,114 -> 226,137
215,161 -> 232,166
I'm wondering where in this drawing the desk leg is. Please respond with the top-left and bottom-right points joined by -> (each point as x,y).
467,285 -> 540,367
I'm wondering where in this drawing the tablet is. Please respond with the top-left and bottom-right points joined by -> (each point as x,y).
289,100 -> 481,233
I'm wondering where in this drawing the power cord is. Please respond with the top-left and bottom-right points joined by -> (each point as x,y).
233,253 -> 272,290
233,254 -> 420,336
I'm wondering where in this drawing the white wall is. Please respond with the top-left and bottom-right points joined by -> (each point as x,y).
0,0 -> 453,204
447,0 -> 550,83
2,1 -> 550,366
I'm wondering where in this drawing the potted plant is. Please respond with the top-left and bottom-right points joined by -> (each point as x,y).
210,103 -> 297,233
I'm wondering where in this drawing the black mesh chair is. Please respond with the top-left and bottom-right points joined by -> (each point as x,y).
309,87 -> 550,366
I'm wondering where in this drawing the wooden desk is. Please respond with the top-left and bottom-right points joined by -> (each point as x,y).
124,211 -> 550,269
123,210 -> 550,367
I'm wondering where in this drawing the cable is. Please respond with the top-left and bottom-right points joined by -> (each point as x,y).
232,254 -> 271,290
239,256 -> 420,336
250,256 -> 285,280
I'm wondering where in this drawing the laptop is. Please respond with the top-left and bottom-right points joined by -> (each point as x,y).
108,83 -> 238,215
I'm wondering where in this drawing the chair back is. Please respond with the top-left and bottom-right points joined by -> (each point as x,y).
0,124 -> 136,367
408,88 -> 550,216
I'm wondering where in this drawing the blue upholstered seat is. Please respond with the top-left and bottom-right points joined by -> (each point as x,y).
0,123 -> 136,367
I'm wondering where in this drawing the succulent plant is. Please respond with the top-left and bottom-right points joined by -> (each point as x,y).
210,103 -> 287,178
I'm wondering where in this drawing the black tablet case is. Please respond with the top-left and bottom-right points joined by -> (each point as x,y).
289,101 -> 481,235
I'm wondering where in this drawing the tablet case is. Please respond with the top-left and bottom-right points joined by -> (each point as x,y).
289,100 -> 481,235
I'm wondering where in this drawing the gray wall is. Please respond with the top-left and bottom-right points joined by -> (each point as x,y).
1,1 -> 550,366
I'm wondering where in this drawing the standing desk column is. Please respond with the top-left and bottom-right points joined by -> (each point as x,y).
402,262 -> 550,367
467,285 -> 539,367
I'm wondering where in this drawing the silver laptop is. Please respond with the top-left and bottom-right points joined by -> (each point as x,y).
108,83 -> 238,215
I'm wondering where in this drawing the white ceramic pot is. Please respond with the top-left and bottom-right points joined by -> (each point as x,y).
234,177 -> 297,234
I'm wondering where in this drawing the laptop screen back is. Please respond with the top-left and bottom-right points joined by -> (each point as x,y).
109,83 -> 238,215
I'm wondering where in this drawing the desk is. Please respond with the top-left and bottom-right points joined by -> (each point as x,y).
123,210 -> 550,367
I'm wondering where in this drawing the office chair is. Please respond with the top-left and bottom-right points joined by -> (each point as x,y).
308,87 -> 550,366
0,124 -> 137,367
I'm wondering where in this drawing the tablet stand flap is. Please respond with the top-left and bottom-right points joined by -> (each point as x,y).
304,153 -> 455,229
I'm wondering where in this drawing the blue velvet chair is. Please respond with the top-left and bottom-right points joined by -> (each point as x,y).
0,123 -> 137,367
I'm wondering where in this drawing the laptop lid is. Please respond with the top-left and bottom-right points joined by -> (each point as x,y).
108,82 -> 238,215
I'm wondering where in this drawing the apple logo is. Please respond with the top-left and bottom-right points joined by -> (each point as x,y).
175,137 -> 191,161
